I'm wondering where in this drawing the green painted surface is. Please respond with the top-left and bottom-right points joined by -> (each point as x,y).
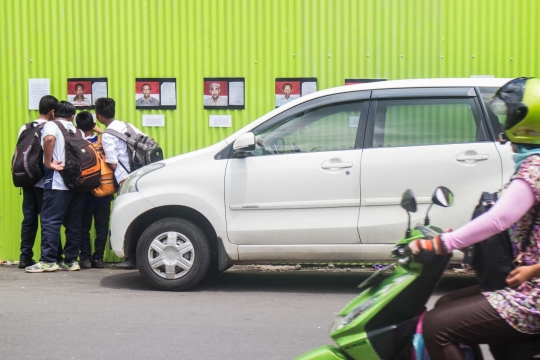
1,0 -> 538,261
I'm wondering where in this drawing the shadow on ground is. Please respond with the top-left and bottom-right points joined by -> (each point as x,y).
100,269 -> 479,294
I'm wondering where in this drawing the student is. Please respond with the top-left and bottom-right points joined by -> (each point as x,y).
25,101 -> 85,273
17,95 -> 64,268
75,111 -> 113,269
95,97 -> 143,270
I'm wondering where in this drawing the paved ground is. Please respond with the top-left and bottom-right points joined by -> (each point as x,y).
0,265 -> 492,360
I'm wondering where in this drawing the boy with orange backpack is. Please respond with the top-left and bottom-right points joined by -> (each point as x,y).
75,111 -> 115,269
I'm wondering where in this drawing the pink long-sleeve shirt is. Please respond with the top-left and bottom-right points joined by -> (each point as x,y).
443,179 -> 535,252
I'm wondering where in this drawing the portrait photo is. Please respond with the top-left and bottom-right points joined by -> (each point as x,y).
67,78 -> 108,109
135,78 -> 177,110
275,78 -> 317,108
203,78 -> 245,110
135,81 -> 160,107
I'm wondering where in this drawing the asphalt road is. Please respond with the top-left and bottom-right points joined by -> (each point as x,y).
0,266 -> 492,360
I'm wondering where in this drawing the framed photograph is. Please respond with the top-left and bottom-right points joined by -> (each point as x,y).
275,78 -> 317,108
344,78 -> 387,86
135,78 -> 177,110
67,78 -> 108,109
203,78 -> 245,110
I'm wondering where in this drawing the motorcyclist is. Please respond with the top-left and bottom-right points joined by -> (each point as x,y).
408,77 -> 540,360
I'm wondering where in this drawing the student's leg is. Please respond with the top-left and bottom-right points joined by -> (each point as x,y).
62,192 -> 85,263
20,187 -> 41,261
92,201 -> 111,261
79,201 -> 94,261
39,189 -> 71,263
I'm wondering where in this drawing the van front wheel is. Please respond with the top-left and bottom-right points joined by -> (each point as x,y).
136,217 -> 210,291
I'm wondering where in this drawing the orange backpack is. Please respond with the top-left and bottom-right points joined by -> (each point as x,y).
90,136 -> 116,197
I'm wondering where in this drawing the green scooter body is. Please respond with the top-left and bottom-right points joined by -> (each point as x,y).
297,226 -> 451,360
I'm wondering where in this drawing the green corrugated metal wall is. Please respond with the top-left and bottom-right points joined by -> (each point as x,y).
1,0 -> 538,261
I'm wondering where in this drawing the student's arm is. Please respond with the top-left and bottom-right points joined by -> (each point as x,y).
42,135 -> 64,171
93,126 -> 104,134
101,133 -> 118,170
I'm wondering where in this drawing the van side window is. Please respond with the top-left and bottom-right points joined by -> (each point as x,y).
251,101 -> 363,156
373,98 -> 486,148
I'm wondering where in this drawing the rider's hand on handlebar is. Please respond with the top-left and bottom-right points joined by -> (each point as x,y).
408,235 -> 448,255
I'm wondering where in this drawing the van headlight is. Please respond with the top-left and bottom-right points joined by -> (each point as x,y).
118,163 -> 165,195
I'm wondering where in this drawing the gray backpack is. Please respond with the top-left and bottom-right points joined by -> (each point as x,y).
104,123 -> 163,173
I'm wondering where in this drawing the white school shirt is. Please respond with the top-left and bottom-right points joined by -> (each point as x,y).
41,119 -> 84,191
18,119 -> 47,188
101,120 -> 143,183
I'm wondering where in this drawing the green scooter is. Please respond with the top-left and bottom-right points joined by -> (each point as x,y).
297,186 -> 454,360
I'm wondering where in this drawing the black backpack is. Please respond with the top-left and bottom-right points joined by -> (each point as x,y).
464,191 -> 540,291
12,121 -> 46,188
52,121 -> 101,192
104,123 -> 163,173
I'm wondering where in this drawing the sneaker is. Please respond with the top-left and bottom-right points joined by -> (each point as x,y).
111,258 -> 137,270
59,261 -> 81,271
25,262 -> 60,273
91,259 -> 104,269
18,258 -> 36,269
79,259 -> 92,269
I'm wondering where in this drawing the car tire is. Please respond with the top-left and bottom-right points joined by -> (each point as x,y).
136,217 -> 210,291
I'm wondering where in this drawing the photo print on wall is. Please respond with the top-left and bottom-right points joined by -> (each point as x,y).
67,78 -> 108,109
135,78 -> 177,110
275,78 -> 317,108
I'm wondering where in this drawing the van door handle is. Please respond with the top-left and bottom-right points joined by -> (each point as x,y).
456,154 -> 489,161
321,162 -> 353,169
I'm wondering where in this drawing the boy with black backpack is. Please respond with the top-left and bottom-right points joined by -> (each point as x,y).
75,111 -> 114,269
95,97 -> 163,269
25,101 -> 88,273
14,95 -> 64,269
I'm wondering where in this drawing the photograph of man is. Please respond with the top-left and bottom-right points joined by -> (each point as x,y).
135,83 -> 160,107
204,82 -> 228,106
275,81 -> 300,107
69,82 -> 91,107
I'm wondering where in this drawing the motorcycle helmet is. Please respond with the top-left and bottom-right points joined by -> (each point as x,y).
490,77 -> 540,144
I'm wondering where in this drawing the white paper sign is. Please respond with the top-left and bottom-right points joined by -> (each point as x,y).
28,78 -> 50,110
209,115 -> 232,128
91,81 -> 108,104
142,114 -> 165,127
228,82 -> 245,106
301,82 -> 317,96
160,82 -> 177,106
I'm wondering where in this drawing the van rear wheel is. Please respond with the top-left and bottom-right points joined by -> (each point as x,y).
136,217 -> 210,291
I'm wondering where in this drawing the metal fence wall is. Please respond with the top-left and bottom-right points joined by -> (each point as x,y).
1,0 -> 538,261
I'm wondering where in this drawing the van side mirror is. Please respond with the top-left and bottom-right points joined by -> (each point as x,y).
233,132 -> 256,155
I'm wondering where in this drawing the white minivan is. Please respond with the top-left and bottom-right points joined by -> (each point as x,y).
110,78 -> 515,291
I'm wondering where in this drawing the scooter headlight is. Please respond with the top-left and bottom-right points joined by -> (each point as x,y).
334,297 -> 377,331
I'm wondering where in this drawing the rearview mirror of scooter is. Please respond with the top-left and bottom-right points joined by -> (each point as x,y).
424,186 -> 454,225
400,189 -> 417,238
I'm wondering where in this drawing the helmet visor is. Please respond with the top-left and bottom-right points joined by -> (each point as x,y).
490,77 -> 528,130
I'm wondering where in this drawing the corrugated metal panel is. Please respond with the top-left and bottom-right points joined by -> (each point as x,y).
1,0 -> 538,261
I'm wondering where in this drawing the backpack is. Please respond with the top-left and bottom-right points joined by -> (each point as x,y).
52,121 -> 101,192
464,191 -> 540,291
12,121 -> 46,188
104,123 -> 163,173
90,136 -> 117,197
